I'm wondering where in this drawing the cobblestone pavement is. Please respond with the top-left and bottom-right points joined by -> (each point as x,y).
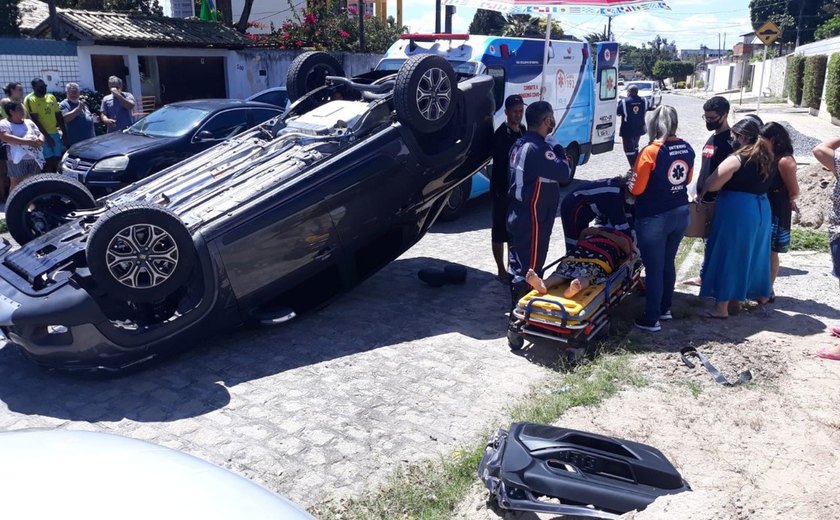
0,95 -> 785,508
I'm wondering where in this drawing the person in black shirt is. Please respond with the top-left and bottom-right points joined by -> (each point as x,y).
490,94 -> 526,283
682,96 -> 734,287
616,85 -> 648,170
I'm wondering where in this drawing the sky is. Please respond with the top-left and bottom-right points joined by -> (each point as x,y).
391,0 -> 755,52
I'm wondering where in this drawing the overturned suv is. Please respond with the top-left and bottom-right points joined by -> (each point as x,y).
0,52 -> 494,372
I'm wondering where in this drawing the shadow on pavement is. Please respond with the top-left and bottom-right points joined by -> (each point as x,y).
0,257 -> 513,422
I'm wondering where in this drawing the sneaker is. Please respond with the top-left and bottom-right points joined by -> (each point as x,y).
634,319 -> 661,332
659,311 -> 673,321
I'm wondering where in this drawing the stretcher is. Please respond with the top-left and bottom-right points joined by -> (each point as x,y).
508,257 -> 642,352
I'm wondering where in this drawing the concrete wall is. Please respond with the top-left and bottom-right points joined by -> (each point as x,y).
0,38 -> 79,95
749,55 -> 786,98
229,50 -> 382,99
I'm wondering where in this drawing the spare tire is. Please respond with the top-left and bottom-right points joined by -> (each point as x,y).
5,173 -> 97,245
286,51 -> 345,102
394,55 -> 457,134
86,202 -> 195,303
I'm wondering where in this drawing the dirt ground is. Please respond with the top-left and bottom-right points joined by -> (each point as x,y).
793,162 -> 834,230
454,249 -> 840,519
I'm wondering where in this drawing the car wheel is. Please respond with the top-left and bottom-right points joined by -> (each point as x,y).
5,173 -> 97,245
438,179 -> 471,221
286,51 -> 345,103
394,55 -> 457,134
86,202 -> 195,303
561,143 -> 580,187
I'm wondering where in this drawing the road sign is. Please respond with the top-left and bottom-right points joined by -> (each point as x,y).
755,20 -> 782,46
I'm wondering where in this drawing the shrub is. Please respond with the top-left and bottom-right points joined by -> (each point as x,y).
802,54 -> 828,110
785,54 -> 806,105
815,15 -> 840,41
675,80 -> 686,89
826,53 -> 840,119
696,79 -> 704,89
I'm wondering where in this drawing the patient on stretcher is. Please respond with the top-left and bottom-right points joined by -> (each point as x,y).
526,228 -> 633,298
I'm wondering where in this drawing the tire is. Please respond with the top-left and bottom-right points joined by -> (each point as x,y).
86,202 -> 195,303
507,329 -> 525,351
561,143 -> 580,187
286,51 -> 345,102
5,173 -> 97,245
394,55 -> 457,134
438,178 -> 471,221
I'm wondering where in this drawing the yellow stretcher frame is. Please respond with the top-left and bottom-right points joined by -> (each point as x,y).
509,258 -> 642,349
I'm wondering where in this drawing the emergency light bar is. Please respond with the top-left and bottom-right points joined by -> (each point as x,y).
399,33 -> 470,41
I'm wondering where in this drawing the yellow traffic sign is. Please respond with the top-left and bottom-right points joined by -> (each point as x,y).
755,20 -> 781,46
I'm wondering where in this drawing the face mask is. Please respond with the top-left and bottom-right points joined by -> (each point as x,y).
34,86 -> 47,96
705,120 -> 722,131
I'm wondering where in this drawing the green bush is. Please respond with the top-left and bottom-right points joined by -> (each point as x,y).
785,54 -> 806,105
803,54 -> 828,110
815,15 -> 840,41
826,53 -> 840,119
696,79 -> 704,89
675,80 -> 686,89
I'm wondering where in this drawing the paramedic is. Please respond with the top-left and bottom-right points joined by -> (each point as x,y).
490,94 -> 527,284
507,101 -> 571,312
617,85 -> 648,170
559,176 -> 633,254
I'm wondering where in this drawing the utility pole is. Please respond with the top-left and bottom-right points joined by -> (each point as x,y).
795,0 -> 805,48
607,16 -> 613,40
444,5 -> 455,33
358,0 -> 366,53
435,0 -> 441,33
396,0 -> 403,27
718,33 -> 721,63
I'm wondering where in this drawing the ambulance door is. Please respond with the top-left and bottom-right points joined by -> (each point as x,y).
591,42 -> 620,154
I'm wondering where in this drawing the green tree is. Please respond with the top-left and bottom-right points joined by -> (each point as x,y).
0,0 -> 20,36
469,8 -> 506,35
652,60 -> 695,81
503,14 -> 562,38
815,14 -> 840,40
749,0 -> 840,46
57,0 -> 163,15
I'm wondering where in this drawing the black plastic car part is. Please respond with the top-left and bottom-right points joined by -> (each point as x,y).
478,423 -> 690,519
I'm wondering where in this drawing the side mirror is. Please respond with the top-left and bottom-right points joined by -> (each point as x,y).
195,130 -> 214,142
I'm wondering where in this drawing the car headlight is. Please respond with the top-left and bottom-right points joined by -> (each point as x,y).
92,155 -> 129,172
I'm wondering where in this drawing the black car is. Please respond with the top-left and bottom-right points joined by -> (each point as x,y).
0,52 -> 494,373
60,99 -> 284,196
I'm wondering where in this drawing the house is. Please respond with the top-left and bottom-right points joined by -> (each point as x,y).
26,9 -> 251,107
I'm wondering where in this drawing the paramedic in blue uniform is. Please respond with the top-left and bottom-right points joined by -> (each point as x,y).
617,85 -> 648,170
490,94 -> 527,284
507,101 -> 571,311
559,177 -> 633,254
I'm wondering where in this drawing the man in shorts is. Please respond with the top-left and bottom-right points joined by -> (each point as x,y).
23,77 -> 64,173
490,94 -> 526,283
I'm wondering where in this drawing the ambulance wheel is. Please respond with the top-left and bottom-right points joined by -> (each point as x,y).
395,55 -> 457,134
438,179 -> 470,221
561,143 -> 580,186
286,51 -> 345,102
507,329 -> 525,351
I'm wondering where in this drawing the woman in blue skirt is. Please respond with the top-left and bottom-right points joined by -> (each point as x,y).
699,118 -> 776,318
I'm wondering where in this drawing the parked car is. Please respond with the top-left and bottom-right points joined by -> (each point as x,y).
0,51 -> 494,373
618,80 -> 662,110
247,86 -> 289,112
0,430 -> 314,519
60,99 -> 284,196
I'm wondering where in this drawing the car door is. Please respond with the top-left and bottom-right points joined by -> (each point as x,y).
191,108 -> 250,152
249,107 -> 284,127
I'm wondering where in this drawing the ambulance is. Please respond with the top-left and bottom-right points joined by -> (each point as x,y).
376,34 -> 620,219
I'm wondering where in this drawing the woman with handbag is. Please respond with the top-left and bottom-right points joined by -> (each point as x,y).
628,105 -> 695,332
760,122 -> 799,301
699,118 -> 776,318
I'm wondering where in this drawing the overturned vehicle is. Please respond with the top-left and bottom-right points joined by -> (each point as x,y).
0,52 -> 495,372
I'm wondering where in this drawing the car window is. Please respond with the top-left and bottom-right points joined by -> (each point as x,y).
199,109 -> 249,140
128,105 -> 210,138
376,58 -> 478,75
486,66 -> 506,110
252,90 -> 288,108
251,108 -> 282,125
